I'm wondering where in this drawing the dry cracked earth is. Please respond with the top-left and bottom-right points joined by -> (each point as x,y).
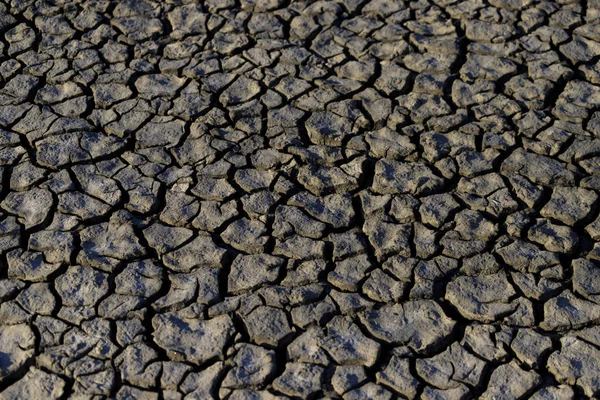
1,0 -> 600,399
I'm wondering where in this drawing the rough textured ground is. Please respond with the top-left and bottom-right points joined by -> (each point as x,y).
0,0 -> 600,399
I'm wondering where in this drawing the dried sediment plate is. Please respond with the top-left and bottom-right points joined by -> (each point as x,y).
0,0 -> 600,398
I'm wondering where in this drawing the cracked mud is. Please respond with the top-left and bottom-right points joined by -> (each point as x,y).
0,0 -> 599,399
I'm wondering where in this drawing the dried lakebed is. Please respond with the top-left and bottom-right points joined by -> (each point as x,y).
0,0 -> 600,399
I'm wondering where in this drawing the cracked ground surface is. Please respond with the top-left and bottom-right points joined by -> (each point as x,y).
0,0 -> 600,399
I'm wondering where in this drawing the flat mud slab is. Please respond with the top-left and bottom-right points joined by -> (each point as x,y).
0,0 -> 599,399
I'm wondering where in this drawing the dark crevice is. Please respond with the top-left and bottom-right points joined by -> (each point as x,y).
0,0 -> 598,398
